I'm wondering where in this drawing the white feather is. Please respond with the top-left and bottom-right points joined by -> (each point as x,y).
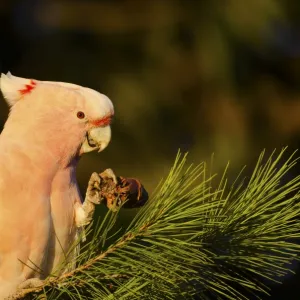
0,72 -> 36,107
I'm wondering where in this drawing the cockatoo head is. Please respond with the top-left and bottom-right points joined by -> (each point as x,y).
0,72 -> 114,160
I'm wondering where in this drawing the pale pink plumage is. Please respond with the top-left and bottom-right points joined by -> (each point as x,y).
0,73 -> 113,298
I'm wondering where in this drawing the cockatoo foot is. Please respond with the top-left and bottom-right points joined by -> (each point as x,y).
99,168 -> 118,185
85,172 -> 102,205
17,278 -> 44,290
78,169 -> 117,227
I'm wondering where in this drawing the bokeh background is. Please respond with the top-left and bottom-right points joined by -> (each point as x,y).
1,0 -> 300,298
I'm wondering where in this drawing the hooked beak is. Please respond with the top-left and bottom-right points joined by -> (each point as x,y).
80,126 -> 111,154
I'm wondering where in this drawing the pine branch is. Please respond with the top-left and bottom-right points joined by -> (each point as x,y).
11,229 -> 147,299
12,148 -> 300,299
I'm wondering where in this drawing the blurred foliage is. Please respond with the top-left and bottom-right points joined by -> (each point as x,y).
1,0 -> 300,298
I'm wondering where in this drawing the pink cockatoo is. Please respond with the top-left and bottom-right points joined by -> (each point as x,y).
0,73 -> 114,299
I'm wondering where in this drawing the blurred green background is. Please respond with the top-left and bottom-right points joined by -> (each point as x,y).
1,0 -> 300,298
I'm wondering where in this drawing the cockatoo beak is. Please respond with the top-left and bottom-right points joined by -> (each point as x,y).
80,126 -> 111,154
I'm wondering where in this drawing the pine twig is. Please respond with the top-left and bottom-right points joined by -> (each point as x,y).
10,224 -> 150,300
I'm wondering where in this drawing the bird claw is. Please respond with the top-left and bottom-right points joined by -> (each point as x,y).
17,278 -> 44,290
81,169 -> 118,227
85,172 -> 102,204
85,169 -> 118,205
99,168 -> 118,185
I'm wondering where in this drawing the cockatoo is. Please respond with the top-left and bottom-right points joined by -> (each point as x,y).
0,73 -> 114,299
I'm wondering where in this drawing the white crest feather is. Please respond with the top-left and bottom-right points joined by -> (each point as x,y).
0,72 -> 36,107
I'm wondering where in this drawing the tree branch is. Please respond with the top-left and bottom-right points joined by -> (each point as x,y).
10,226 -> 148,299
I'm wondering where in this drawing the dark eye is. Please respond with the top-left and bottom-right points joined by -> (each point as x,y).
77,111 -> 85,119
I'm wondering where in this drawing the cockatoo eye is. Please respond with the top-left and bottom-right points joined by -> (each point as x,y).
77,111 -> 85,119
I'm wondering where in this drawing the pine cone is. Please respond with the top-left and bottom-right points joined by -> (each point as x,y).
98,173 -> 148,211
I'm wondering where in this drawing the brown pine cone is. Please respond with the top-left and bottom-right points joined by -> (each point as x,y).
98,173 -> 148,211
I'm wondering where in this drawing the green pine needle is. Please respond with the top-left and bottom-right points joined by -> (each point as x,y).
15,148 -> 300,300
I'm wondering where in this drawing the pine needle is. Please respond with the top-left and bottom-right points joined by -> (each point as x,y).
13,148 -> 300,300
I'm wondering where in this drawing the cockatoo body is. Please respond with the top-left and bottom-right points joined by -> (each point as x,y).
0,73 -> 114,299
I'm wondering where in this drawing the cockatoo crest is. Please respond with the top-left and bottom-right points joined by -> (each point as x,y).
0,73 -> 114,124
0,72 -> 37,107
